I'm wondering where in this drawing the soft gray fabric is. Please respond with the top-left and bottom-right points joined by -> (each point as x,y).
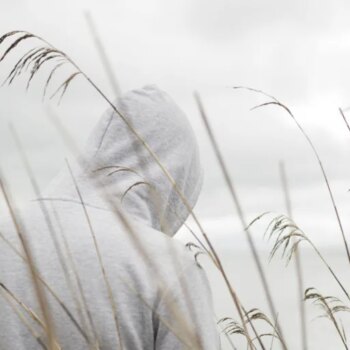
0,85 -> 220,349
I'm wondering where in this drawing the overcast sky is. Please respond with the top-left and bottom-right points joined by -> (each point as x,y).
1,0 -> 350,250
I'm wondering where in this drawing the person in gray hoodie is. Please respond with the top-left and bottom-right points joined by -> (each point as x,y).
0,85 -> 220,349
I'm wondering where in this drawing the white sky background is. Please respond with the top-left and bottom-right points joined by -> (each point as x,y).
1,0 -> 350,250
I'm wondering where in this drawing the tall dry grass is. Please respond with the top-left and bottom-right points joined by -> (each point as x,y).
0,27 -> 350,350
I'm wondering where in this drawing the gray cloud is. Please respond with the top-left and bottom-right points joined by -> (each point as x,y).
0,0 -> 349,241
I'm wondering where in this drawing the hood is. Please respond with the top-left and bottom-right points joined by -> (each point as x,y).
43,85 -> 203,237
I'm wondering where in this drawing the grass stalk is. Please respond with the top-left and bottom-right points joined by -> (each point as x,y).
279,161 -> 307,350
0,283 -> 48,349
304,288 -> 349,349
0,177 -> 58,349
9,123 -> 97,348
84,11 -> 121,97
339,108 -> 350,134
194,91 -> 288,350
65,159 -> 124,350
234,86 -> 350,265
0,228 -> 90,344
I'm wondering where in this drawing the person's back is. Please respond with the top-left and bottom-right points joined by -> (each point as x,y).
0,85 -> 220,349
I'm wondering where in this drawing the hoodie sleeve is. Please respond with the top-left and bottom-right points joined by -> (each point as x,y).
153,259 -> 221,350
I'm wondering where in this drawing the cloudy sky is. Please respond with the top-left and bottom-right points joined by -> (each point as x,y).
1,0 -> 350,250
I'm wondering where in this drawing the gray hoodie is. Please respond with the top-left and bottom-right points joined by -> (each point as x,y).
0,85 -> 220,349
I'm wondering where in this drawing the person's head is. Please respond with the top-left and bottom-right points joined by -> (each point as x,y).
48,85 -> 203,236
